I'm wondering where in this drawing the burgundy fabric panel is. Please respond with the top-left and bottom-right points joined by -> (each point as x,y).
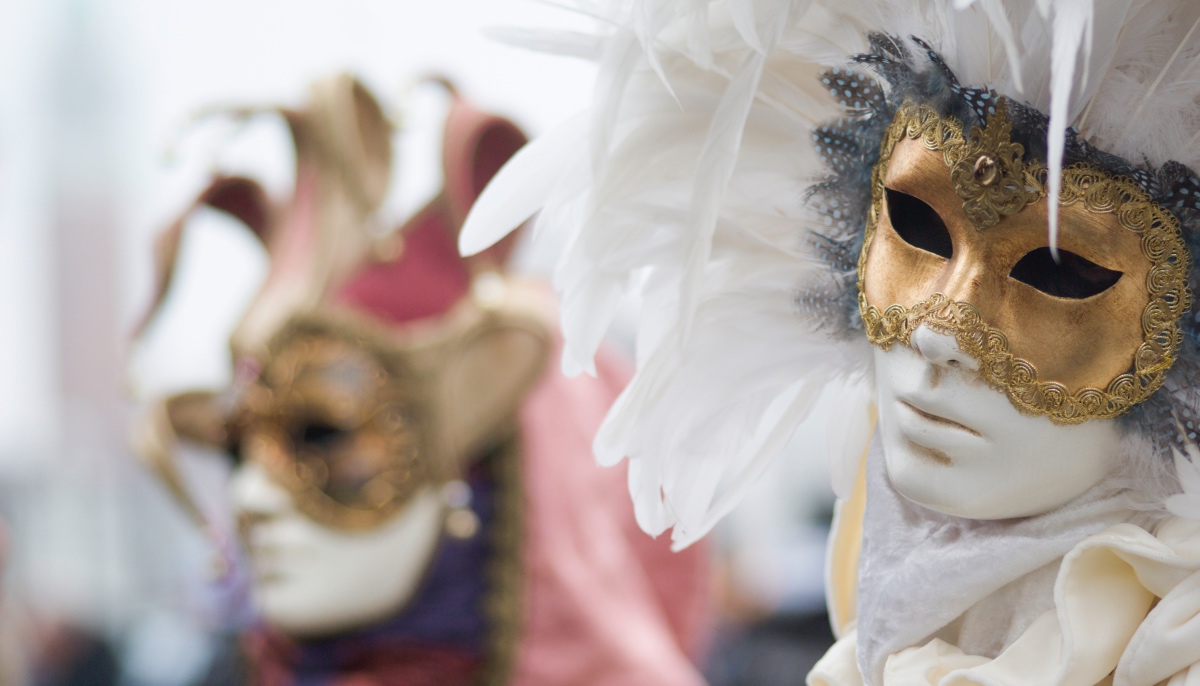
333,205 -> 470,324
245,630 -> 482,686
202,176 -> 272,242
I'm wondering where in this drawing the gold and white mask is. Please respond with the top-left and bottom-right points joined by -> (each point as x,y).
857,99 -> 1192,424
221,289 -> 551,531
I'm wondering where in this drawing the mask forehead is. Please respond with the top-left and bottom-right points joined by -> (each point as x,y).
273,337 -> 394,428
857,101 -> 1190,423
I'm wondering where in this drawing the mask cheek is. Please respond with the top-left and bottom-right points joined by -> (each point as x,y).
321,425 -> 419,511
988,276 -> 1149,392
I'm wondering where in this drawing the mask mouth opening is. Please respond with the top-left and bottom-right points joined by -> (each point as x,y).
1008,247 -> 1123,299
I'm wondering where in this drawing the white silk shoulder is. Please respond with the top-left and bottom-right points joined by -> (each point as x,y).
809,517 -> 1200,686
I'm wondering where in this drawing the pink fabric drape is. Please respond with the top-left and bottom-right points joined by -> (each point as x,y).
512,343 -> 710,686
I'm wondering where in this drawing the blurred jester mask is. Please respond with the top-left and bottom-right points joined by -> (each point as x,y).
131,74 -> 547,532
127,74 -> 713,686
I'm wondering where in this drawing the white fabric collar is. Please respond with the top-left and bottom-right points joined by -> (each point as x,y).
855,434 -> 1140,685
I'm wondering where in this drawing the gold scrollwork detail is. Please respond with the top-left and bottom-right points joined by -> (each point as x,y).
856,101 -> 1192,425
897,99 -> 1045,230
861,293 -> 1153,422
948,99 -> 1045,230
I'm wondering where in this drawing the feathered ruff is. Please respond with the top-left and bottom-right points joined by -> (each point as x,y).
471,15 -> 875,545
462,0 -> 1200,544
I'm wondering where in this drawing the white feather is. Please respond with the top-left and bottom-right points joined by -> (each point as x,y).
589,26 -> 648,177
951,0 -> 1024,91
677,0 -> 799,341
1045,0 -> 1089,253
468,0 -> 1200,544
677,49 -> 769,338
728,0 -> 764,54
826,378 -> 874,499
686,0 -> 714,68
459,112 -> 590,256
1085,1 -> 1200,171
483,26 -> 606,60
1114,16 -> 1200,147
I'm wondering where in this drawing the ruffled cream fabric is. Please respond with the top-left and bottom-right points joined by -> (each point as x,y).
854,439 -> 1144,678
811,517 -> 1200,686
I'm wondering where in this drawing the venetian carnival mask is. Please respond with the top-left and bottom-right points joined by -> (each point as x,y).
857,99 -> 1192,425
133,72 -> 542,535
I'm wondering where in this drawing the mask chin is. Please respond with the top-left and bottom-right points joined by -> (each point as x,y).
231,461 -> 444,637
872,332 -> 1122,520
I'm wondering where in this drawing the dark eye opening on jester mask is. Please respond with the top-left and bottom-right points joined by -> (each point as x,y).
296,421 -> 346,451
885,187 -> 952,259
1008,247 -> 1123,300
290,419 -> 383,506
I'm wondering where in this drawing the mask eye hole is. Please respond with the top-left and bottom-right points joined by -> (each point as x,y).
228,441 -> 245,465
1008,247 -> 1123,299
885,188 -> 953,259
296,421 -> 346,451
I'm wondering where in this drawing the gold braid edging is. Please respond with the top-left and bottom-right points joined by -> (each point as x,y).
856,101 -> 1192,425
480,436 -> 523,686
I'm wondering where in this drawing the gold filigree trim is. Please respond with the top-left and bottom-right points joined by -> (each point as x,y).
895,99 -> 1045,230
857,101 -> 1192,424
481,436 -> 524,686
951,100 -> 1044,229
864,294 -> 1163,422
235,315 -> 439,531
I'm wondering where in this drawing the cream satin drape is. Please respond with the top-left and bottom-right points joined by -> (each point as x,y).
815,475 -> 1200,686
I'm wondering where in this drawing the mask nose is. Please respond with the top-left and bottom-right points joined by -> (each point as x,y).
231,460 -> 294,518
911,324 -> 979,371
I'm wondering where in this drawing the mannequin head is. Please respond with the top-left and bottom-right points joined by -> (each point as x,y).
223,320 -> 448,638
854,100 -> 1192,519
223,319 -> 457,638
219,300 -> 548,637
874,325 -> 1123,519
231,461 -> 444,637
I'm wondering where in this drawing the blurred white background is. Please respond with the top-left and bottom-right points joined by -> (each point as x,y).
0,2 -> 596,683
0,2 -> 839,683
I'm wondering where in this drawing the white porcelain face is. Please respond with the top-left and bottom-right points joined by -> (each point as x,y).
230,461 -> 444,637
873,325 -> 1122,520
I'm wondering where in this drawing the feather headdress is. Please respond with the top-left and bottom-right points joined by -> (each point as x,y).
463,0 -> 1200,547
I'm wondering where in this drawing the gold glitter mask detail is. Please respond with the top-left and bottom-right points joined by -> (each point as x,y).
234,325 -> 434,530
945,100 -> 1044,230
857,101 -> 1191,424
